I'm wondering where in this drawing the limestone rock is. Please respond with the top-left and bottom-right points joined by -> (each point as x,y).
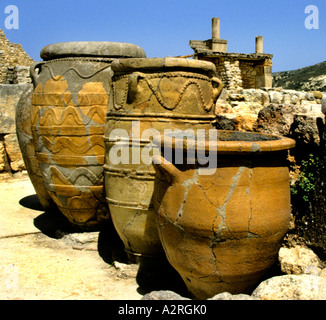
141,290 -> 190,300
229,93 -> 245,101
320,269 -> 326,279
321,96 -> 326,114
65,232 -> 99,245
216,88 -> 228,103
232,101 -> 264,131
290,114 -> 323,147
311,91 -> 323,100
215,88 -> 324,144
208,292 -> 259,300
235,113 -> 259,131
4,133 -> 25,171
279,246 -> 322,275
215,102 -> 235,115
215,114 -> 236,130
304,265 -> 322,276
113,262 -> 138,278
269,91 -> 284,104
0,141 -> 7,171
254,103 -> 294,136
0,84 -> 30,134
242,89 -> 269,105
13,66 -> 31,84
141,290 -> 258,300
252,275 -> 326,300
215,101 -> 237,130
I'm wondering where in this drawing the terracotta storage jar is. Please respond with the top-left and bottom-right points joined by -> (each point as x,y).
152,130 -> 295,299
16,85 -> 55,211
104,57 -> 223,260
30,41 -> 146,229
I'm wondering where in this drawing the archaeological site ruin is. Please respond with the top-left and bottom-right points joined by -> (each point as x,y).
1,17 -> 326,300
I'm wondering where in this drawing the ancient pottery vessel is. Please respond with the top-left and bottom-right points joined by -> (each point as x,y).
152,130 -> 296,299
104,57 -> 223,260
30,41 -> 146,229
16,85 -> 55,211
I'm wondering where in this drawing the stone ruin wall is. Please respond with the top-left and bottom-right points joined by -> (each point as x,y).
0,84 -> 31,173
215,87 -> 324,137
200,55 -> 273,90
190,18 -> 273,91
0,29 -> 33,174
214,57 -> 243,90
239,60 -> 257,89
0,29 -> 33,84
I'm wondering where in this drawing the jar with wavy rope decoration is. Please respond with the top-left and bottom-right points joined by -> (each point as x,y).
29,41 -> 146,229
104,57 -> 223,260
16,85 -> 56,211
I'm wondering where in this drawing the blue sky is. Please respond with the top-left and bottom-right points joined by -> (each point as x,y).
0,0 -> 325,72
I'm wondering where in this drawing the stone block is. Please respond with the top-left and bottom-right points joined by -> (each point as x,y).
4,133 -> 25,171
0,84 -> 30,134
321,268 -> 326,279
283,93 -> 291,105
268,90 -> 283,104
311,91 -> 323,99
209,292 -> 259,300
14,66 -> 31,84
254,103 -> 294,136
252,275 -> 326,300
0,141 -> 6,171
322,96 -> 326,114
278,246 -> 322,275
299,101 -> 322,115
290,114 -> 323,146
141,290 -> 190,300
305,92 -> 315,101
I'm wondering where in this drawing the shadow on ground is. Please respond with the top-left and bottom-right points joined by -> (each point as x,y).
19,194 -> 45,212
20,194 -> 74,238
98,221 -> 189,297
19,193 -> 189,298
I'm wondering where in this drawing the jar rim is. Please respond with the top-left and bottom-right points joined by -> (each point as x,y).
40,41 -> 146,60
110,57 -> 217,75
152,129 -> 296,154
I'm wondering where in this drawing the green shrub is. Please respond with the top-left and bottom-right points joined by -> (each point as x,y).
291,154 -> 319,202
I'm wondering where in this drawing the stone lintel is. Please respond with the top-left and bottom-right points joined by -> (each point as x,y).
194,50 -> 273,62
189,40 -> 212,51
211,38 -> 228,44
189,39 -> 228,53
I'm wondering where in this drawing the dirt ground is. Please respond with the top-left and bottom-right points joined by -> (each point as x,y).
0,172 -> 186,300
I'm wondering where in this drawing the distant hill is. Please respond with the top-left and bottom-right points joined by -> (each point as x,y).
273,61 -> 326,92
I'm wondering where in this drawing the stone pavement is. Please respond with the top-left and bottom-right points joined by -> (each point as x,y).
0,172 -> 187,300
0,172 -> 144,300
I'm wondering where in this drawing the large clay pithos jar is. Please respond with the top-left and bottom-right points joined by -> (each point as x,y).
104,57 -> 223,261
152,130 -> 296,299
16,85 -> 56,211
30,41 -> 146,229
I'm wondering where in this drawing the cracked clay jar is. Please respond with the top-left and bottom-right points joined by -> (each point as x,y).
152,130 -> 296,299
